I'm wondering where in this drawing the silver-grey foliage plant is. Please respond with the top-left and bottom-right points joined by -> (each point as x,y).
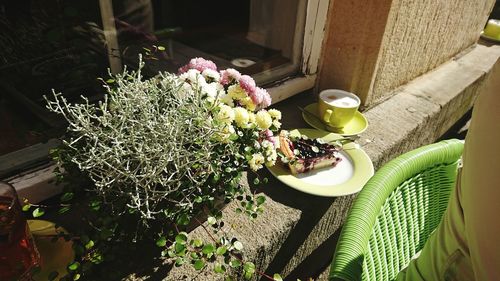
46,59 -> 237,221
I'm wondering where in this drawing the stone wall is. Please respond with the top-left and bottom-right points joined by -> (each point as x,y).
318,0 -> 495,106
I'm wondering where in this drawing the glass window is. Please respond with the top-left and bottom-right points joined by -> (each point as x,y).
0,0 -> 307,176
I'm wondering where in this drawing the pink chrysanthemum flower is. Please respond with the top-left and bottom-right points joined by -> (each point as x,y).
249,87 -> 263,105
219,68 -> 241,86
178,57 -> 217,74
238,75 -> 256,93
258,87 -> 271,108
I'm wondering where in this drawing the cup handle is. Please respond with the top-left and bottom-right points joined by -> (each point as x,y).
323,109 -> 333,123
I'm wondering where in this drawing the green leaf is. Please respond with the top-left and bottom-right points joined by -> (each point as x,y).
60,192 -> 74,202
207,216 -> 217,225
156,236 -> 167,247
175,257 -> 185,267
256,195 -> 266,205
202,244 -> 215,255
85,240 -> 95,250
68,261 -> 80,271
243,261 -> 255,271
177,214 -> 190,226
58,206 -> 71,214
22,204 -> 31,212
175,233 -> 188,244
230,259 -> 241,268
216,246 -> 227,256
243,262 -> 255,280
89,200 -> 101,211
273,273 -> 283,281
73,273 -> 81,280
233,241 -> 243,251
157,46 -> 166,51
193,259 -> 205,270
214,263 -> 226,273
191,238 -> 203,248
32,208 -> 45,218
174,243 -> 186,254
106,79 -> 115,84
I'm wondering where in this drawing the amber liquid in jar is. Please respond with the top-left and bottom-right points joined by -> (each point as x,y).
0,195 -> 41,281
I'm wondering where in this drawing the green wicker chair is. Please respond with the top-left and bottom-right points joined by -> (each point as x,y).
329,139 -> 464,281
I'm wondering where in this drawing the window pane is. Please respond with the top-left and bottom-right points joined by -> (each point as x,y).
0,0 -> 303,167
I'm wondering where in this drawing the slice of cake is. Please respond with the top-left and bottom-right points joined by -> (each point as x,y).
278,131 -> 342,174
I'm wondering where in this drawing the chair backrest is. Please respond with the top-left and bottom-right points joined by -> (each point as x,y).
329,139 -> 464,281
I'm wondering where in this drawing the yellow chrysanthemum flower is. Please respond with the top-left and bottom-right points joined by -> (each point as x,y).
227,85 -> 247,100
255,110 -> 273,129
217,104 -> 235,124
268,109 -> 282,120
233,107 -> 250,128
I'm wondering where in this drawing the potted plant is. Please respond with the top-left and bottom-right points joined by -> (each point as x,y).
33,57 -> 284,280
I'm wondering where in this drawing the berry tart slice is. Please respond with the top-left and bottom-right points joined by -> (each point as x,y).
278,131 -> 342,175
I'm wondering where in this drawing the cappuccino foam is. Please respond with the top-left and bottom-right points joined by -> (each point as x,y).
323,95 -> 358,108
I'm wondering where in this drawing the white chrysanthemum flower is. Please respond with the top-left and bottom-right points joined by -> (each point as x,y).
202,69 -> 220,82
233,107 -> 250,128
255,110 -> 273,129
201,82 -> 219,99
248,153 -> 265,171
268,109 -> 282,120
217,104 -> 235,124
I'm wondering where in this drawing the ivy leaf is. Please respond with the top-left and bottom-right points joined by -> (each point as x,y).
230,259 -> 241,268
156,236 -> 167,247
191,238 -> 203,248
216,246 -> 227,256
68,261 -> 80,271
175,257 -> 185,267
214,263 -> 226,273
202,244 -> 215,256
175,232 -> 188,245
174,243 -> 186,254
193,259 -> 205,270
256,195 -> 266,205
32,208 -> 45,218
207,216 -> 217,225
60,192 -> 74,202
85,240 -> 95,250
58,206 -> 71,214
243,262 -> 255,280
177,214 -> 190,226
273,273 -> 283,281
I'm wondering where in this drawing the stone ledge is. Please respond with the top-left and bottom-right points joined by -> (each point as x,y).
165,43 -> 500,280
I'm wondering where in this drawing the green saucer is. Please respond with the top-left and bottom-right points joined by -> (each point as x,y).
302,103 -> 368,136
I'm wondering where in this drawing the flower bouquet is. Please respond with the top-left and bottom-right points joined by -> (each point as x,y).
39,57 -> 283,280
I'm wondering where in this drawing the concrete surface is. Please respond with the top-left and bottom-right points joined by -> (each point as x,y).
148,43 -> 500,280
